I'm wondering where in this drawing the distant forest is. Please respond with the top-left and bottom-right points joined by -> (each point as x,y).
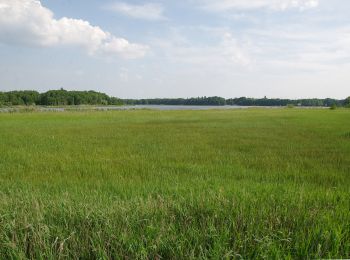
0,89 -> 349,107
0,90 -> 123,106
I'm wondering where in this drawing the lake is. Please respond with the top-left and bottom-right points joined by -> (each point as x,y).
0,105 -> 325,112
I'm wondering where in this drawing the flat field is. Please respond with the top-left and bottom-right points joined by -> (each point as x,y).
0,109 -> 349,259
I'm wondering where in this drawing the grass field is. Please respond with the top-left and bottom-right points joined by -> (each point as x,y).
0,108 -> 349,259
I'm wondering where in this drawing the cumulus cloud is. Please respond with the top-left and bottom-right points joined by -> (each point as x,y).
0,0 -> 148,58
107,2 -> 165,21
200,0 -> 319,12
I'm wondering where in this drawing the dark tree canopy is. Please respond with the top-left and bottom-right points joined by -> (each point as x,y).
124,97 -> 345,107
0,89 -> 122,106
344,97 -> 350,107
124,96 -> 226,106
225,97 -> 342,107
0,91 -> 40,106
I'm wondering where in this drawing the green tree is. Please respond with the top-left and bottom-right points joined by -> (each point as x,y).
0,92 -> 4,106
344,97 -> 350,107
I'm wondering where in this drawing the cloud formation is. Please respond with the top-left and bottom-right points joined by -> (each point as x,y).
250,25 -> 350,71
107,2 -> 165,21
200,0 -> 319,12
0,0 -> 148,59
151,29 -> 251,69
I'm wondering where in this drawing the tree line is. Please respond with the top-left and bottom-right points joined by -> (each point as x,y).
0,89 -> 123,106
124,96 -> 349,107
123,96 -> 226,106
0,89 -> 349,107
225,97 -> 346,107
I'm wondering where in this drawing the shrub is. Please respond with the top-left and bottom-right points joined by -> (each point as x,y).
330,104 -> 337,110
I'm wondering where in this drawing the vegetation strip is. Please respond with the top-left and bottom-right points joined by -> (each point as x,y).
1,89 -> 349,107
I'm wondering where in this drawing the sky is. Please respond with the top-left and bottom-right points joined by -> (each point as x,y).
0,0 -> 349,99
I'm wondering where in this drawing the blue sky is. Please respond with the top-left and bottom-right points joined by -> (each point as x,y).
0,0 -> 349,99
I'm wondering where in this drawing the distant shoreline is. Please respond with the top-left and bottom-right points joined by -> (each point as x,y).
0,104 -> 332,113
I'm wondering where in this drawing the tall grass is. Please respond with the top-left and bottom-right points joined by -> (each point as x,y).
0,109 -> 349,258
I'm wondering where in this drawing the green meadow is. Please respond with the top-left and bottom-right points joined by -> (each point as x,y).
0,108 -> 349,259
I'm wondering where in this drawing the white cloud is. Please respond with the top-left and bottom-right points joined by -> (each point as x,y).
247,25 -> 350,72
151,29 -> 251,69
107,2 -> 165,21
150,22 -> 350,79
200,0 -> 319,12
0,0 -> 148,59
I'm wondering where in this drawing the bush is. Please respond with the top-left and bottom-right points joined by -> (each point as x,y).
330,104 -> 337,110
